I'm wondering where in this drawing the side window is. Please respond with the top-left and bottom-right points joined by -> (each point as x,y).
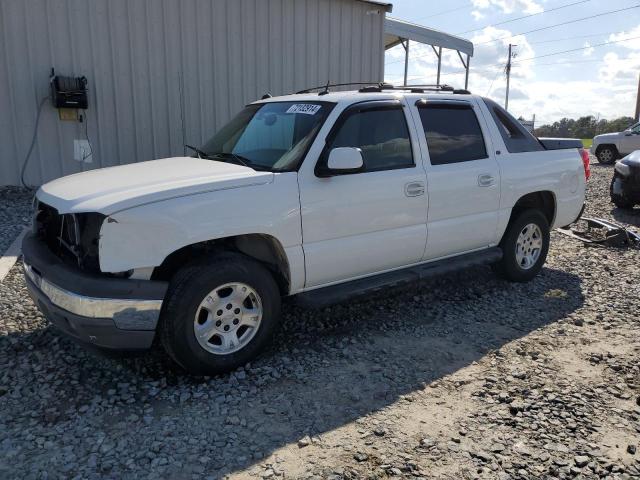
631,123 -> 640,133
324,104 -> 414,172
418,104 -> 488,165
483,98 -> 544,153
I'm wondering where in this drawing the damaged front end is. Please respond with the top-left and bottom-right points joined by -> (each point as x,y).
33,201 -> 105,273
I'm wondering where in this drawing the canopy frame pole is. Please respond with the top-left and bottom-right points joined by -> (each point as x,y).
401,38 -> 410,86
457,51 -> 471,90
431,46 -> 442,86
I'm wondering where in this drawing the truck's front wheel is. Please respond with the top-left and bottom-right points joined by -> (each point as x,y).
159,253 -> 281,375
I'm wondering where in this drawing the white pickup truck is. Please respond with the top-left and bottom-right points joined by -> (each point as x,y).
23,85 -> 589,374
591,121 -> 640,164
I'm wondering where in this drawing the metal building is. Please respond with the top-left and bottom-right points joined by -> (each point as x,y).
0,0 -> 392,186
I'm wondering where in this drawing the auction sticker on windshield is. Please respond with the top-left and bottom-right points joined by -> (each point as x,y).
286,104 -> 322,115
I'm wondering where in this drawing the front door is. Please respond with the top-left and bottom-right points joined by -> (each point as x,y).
298,100 -> 428,288
411,99 -> 501,260
620,123 -> 640,155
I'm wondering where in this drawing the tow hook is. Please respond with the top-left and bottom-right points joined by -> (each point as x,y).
557,217 -> 640,249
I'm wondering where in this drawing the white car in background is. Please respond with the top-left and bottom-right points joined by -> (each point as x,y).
591,121 -> 640,164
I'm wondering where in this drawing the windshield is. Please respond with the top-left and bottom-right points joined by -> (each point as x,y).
198,101 -> 334,171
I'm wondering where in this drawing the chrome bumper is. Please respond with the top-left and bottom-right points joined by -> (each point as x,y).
24,262 -> 162,330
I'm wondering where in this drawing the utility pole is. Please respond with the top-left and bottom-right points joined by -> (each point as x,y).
505,44 -> 516,111
635,73 -> 640,121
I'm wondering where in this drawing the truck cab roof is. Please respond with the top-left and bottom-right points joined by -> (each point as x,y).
253,87 -> 478,107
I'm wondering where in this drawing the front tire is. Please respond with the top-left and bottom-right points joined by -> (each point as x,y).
159,253 -> 281,375
494,209 -> 550,282
596,145 -> 617,165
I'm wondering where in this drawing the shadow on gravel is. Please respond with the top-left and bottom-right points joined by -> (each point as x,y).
611,206 -> 640,227
1,265 -> 584,478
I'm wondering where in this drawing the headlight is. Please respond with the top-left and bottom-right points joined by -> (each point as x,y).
615,161 -> 631,177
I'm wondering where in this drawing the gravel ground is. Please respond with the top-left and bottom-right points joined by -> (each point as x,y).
0,187 -> 34,254
1,161 -> 639,480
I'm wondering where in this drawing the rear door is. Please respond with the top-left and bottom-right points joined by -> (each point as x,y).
411,98 -> 501,260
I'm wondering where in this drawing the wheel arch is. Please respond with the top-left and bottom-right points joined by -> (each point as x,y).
152,233 -> 292,295
502,191 -> 556,241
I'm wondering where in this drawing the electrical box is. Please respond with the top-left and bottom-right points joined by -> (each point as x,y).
51,74 -> 88,109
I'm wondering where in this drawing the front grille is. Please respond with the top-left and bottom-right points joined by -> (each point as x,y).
34,201 -> 104,272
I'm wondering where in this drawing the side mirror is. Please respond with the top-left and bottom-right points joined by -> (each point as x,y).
326,147 -> 364,172
625,132 -> 633,136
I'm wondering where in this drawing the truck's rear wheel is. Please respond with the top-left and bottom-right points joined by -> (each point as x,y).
596,146 -> 617,165
159,253 -> 281,375
493,209 -> 550,282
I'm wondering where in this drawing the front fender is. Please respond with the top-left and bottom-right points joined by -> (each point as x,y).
98,173 -> 303,276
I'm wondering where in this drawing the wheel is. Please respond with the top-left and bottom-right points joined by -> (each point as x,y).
159,252 -> 281,375
596,146 -> 617,165
493,209 -> 550,282
610,174 -> 634,209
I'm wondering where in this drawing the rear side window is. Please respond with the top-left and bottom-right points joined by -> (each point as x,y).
418,104 -> 488,165
325,104 -> 414,172
483,98 -> 544,153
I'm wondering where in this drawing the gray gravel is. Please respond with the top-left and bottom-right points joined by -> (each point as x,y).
1,160 -> 639,479
0,187 -> 33,254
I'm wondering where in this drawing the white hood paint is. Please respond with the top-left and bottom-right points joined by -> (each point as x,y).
37,157 -> 274,215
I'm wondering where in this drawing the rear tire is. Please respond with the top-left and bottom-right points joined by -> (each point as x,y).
493,209 -> 550,283
596,145 -> 617,165
159,252 -> 281,375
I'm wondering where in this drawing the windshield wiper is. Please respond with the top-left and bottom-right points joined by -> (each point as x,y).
210,152 -> 273,171
209,152 -> 253,168
184,144 -> 211,159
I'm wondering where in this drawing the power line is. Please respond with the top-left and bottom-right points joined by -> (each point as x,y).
513,34 -> 640,63
527,30 -> 625,45
385,26 -> 640,68
412,2 -> 473,22
475,5 -> 640,45
458,0 -> 592,35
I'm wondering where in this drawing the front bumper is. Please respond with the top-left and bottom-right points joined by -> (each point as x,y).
22,233 -> 168,350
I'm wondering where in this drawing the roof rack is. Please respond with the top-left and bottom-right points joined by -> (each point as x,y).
293,82 -> 471,96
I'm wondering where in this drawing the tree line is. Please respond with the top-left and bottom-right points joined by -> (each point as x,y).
533,116 -> 637,139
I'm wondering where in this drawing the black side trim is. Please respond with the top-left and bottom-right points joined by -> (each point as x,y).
482,98 -> 544,154
537,138 -> 583,150
292,247 -> 503,308
22,233 -> 168,300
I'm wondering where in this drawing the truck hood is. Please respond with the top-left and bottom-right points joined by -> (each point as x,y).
594,133 -> 620,142
37,157 -> 274,215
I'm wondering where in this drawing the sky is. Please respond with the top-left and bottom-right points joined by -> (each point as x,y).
384,0 -> 640,125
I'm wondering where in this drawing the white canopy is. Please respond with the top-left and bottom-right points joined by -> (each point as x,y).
384,17 -> 474,88
384,17 -> 473,56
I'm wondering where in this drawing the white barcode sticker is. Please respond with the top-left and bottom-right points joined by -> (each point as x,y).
286,104 -> 322,115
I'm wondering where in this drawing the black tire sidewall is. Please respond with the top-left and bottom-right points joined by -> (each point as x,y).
498,210 -> 550,282
160,254 -> 281,375
597,147 -> 616,165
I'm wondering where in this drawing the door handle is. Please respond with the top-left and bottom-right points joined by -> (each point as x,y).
405,181 -> 425,197
477,174 -> 496,187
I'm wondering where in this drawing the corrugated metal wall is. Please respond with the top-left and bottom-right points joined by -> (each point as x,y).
0,0 -> 385,186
